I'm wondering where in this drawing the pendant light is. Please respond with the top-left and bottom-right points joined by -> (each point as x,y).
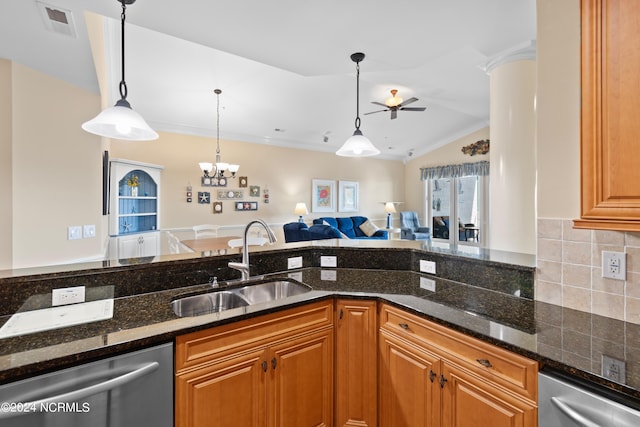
82,0 -> 158,141
336,52 -> 380,157
199,89 -> 239,187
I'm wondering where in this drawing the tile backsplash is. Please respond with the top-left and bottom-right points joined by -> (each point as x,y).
537,218 -> 640,324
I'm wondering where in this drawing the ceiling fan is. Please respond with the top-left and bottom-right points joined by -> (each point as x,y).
364,89 -> 426,120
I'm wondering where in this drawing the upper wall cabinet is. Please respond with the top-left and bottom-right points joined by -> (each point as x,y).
575,0 -> 640,231
109,159 -> 163,236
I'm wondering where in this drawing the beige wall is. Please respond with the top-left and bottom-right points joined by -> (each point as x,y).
0,60 -> 12,270
536,0 -> 581,218
110,132 -> 406,229
403,127 -> 490,216
10,63 -> 104,268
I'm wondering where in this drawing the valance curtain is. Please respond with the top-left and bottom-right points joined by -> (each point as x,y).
420,161 -> 489,181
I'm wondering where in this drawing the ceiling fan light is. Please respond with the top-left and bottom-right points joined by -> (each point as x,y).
81,101 -> 159,141
385,95 -> 403,107
336,129 -> 381,157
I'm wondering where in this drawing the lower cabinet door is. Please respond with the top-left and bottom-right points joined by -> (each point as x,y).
270,328 -> 334,427
175,348 -> 268,427
335,299 -> 378,427
441,362 -> 537,427
379,330 -> 441,427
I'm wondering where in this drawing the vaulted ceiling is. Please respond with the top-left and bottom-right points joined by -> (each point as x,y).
1,0 -> 536,160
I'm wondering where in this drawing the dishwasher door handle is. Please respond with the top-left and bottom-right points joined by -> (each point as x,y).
551,396 -> 603,427
0,361 -> 159,419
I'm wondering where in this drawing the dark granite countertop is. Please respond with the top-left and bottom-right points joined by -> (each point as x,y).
1,264 -> 639,408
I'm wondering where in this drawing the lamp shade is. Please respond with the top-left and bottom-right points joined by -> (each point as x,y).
294,202 -> 309,216
199,162 -> 213,173
82,102 -> 159,141
384,202 -> 397,214
336,129 -> 380,157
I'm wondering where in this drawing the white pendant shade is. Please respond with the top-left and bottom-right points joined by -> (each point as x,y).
82,103 -> 158,141
336,130 -> 380,157
199,162 -> 213,173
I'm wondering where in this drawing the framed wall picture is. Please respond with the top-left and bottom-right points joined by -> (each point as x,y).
311,179 -> 336,213
249,185 -> 260,197
338,180 -> 359,212
213,201 -> 223,213
235,201 -> 258,211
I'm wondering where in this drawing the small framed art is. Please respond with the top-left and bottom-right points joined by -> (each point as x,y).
311,179 -> 336,213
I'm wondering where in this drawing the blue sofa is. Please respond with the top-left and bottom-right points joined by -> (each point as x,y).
283,222 -> 342,242
312,216 -> 388,240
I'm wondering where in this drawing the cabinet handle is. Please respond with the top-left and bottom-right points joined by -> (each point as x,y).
429,370 -> 436,383
261,361 -> 268,372
439,374 -> 448,389
476,358 -> 493,368
398,323 -> 410,330
339,308 -> 344,320
271,357 -> 277,370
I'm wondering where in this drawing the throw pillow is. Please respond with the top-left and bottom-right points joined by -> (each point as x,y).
359,219 -> 379,237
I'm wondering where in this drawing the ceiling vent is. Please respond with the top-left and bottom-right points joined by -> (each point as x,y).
37,1 -> 77,38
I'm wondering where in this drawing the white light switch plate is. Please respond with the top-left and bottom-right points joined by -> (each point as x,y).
320,256 -> 337,267
287,256 -> 303,269
83,224 -> 96,238
68,226 -> 82,240
420,260 -> 436,274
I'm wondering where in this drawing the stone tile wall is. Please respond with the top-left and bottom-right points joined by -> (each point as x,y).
536,218 -> 640,324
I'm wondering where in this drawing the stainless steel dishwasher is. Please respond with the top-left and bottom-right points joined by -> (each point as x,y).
539,370 -> 640,426
0,342 -> 173,427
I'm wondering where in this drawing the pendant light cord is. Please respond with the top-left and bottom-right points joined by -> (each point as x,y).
119,0 -> 128,101
215,89 -> 221,156
354,60 -> 361,131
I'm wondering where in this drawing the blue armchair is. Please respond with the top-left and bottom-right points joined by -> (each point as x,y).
400,211 -> 430,240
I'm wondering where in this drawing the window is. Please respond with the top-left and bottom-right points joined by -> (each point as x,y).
421,161 -> 489,246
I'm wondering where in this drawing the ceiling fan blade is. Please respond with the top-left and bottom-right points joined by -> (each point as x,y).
371,101 -> 388,107
400,107 -> 427,111
399,97 -> 418,107
364,109 -> 388,115
390,110 -> 398,120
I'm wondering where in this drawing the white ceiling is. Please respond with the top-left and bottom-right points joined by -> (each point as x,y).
1,0 -> 536,161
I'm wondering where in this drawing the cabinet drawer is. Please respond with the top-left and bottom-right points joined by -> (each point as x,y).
176,300 -> 333,372
379,304 -> 537,401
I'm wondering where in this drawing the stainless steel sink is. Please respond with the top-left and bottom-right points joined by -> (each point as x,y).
171,291 -> 249,317
236,280 -> 311,304
171,280 -> 312,317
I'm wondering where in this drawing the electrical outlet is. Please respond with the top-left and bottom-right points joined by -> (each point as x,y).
83,224 -> 96,238
320,256 -> 337,267
420,260 -> 436,274
52,286 -> 86,306
602,251 -> 626,280
67,226 -> 82,240
602,355 -> 626,384
287,256 -> 303,269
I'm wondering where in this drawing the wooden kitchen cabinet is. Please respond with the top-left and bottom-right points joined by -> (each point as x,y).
335,299 -> 378,427
575,0 -> 640,231
378,304 -> 537,427
379,329 -> 441,427
175,301 -> 334,427
441,361 -> 536,427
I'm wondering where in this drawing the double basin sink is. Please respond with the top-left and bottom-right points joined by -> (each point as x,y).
171,279 -> 312,317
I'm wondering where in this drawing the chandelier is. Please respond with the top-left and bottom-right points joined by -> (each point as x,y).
199,89 -> 239,187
